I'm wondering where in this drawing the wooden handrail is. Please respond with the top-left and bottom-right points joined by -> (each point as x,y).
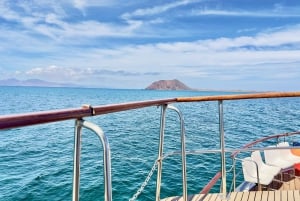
1,91 -> 300,130
177,91 -> 300,102
0,98 -> 176,130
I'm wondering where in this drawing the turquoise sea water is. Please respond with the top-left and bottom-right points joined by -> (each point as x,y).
1,87 -> 300,201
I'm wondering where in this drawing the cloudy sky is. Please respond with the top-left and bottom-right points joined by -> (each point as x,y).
0,0 -> 300,91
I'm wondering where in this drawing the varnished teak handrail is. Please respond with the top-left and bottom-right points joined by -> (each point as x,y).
1,92 -> 300,130
0,98 -> 176,130
176,91 -> 300,102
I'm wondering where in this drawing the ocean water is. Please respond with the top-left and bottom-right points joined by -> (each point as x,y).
1,86 -> 300,201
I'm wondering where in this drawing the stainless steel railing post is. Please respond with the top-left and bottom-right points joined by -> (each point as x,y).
218,100 -> 227,196
233,158 -> 236,191
73,119 -> 83,201
72,119 -> 112,201
155,105 -> 187,201
155,104 -> 168,201
168,105 -> 187,201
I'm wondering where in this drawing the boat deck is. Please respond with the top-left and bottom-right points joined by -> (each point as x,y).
161,190 -> 300,201
161,177 -> 300,201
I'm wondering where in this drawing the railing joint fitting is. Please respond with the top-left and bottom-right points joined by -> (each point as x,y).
82,104 -> 96,116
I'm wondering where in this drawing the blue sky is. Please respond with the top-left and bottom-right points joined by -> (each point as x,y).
0,0 -> 300,91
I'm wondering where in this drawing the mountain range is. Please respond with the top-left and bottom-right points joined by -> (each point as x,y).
0,78 -> 77,87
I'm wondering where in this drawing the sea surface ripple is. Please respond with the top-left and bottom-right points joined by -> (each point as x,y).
1,87 -> 300,201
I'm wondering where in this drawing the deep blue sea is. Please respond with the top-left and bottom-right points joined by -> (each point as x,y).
1,87 -> 300,201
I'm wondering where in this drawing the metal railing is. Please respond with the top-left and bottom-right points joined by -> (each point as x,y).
1,92 -> 300,201
2,92 -> 300,130
155,105 -> 187,201
230,131 -> 300,191
73,119 -> 112,201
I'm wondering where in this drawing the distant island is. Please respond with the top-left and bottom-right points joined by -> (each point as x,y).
0,78 -> 77,87
146,79 -> 193,91
0,78 -> 261,92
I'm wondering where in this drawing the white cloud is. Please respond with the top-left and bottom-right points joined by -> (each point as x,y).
122,0 -> 198,20
72,0 -> 117,10
0,1 -> 300,90
73,0 -> 86,10
24,65 -> 155,84
154,25 -> 300,53
0,1 -> 20,21
72,24 -> 300,68
2,22 -> 300,78
73,25 -> 300,84
191,7 -> 300,17
25,65 -> 89,82
0,0 -> 139,41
